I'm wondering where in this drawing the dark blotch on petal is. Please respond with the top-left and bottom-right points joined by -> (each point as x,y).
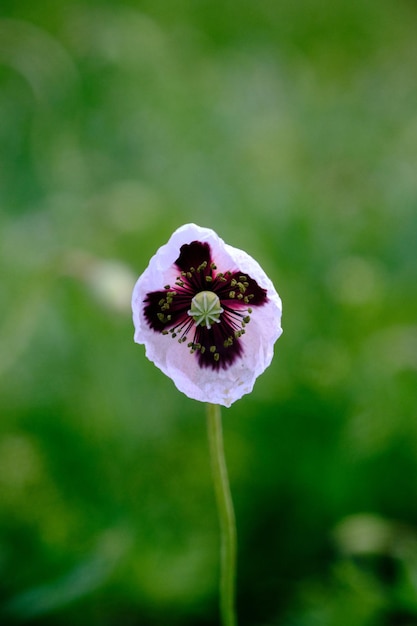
194,324 -> 243,371
143,291 -> 169,331
216,271 -> 267,307
175,241 -> 212,272
197,340 -> 243,370
143,290 -> 189,332
241,274 -> 267,306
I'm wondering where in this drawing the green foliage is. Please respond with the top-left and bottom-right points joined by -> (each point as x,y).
1,1 -> 417,624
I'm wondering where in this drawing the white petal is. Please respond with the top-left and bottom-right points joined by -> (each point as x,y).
131,223 -> 283,407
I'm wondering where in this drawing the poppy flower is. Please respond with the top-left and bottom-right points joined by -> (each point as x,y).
132,224 -> 282,406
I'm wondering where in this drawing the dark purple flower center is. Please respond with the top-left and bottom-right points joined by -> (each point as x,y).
143,241 -> 267,370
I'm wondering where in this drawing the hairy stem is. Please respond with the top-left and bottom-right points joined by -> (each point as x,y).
206,403 -> 237,626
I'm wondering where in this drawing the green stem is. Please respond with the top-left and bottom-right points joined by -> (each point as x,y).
206,403 -> 237,626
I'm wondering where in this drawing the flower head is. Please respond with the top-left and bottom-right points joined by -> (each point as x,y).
132,224 -> 282,407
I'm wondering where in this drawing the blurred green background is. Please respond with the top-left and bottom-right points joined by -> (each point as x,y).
1,1 -> 417,624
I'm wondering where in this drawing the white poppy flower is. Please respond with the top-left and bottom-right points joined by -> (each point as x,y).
132,224 -> 282,407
